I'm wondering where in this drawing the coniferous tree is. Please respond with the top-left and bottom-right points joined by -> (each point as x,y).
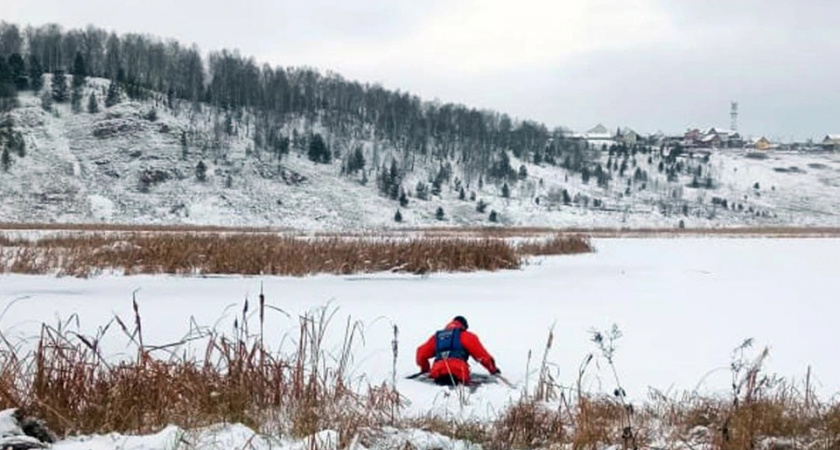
51,70 -> 68,103
0,58 -> 16,112
105,78 -> 121,107
1,146 -> 10,172
307,133 -> 330,164
28,55 -> 43,92
180,131 -> 188,160
195,160 -> 207,182
70,53 -> 87,113
518,164 -> 528,179
431,178 -> 442,196
8,54 -> 27,90
501,182 -> 510,198
352,146 -> 365,173
562,189 -> 572,205
399,190 -> 409,207
394,209 -> 403,222
435,206 -> 445,220
415,181 -> 428,200
87,93 -> 99,113
489,210 -> 498,222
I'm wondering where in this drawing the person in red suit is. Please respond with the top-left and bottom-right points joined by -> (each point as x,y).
415,315 -> 500,385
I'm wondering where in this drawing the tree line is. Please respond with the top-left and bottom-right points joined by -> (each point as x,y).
0,21 -> 595,184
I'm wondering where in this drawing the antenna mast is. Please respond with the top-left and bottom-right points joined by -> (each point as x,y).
730,101 -> 739,132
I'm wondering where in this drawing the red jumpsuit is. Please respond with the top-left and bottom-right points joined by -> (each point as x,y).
416,319 -> 498,384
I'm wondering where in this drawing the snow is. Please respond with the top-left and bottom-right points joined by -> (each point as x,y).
5,83 -> 840,231
0,409 -> 24,437
45,423 -> 480,450
2,237 -> 839,448
3,238 -> 839,400
88,194 -> 116,220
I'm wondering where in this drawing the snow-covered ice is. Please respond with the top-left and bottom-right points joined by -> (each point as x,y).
1,237 -> 838,448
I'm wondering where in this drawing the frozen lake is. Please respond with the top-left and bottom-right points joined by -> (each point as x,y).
2,237 -> 838,420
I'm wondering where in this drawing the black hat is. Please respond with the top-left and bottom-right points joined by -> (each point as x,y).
453,315 -> 469,329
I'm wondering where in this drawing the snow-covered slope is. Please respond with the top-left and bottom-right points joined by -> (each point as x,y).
2,80 -> 840,230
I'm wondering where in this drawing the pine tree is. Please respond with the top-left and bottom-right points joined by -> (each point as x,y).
28,55 -> 43,92
71,53 -> 86,112
308,133 -> 330,164
180,131 -> 188,160
501,182 -> 510,198
435,206 -> 445,220
394,209 -> 403,222
431,178 -> 441,196
459,186 -> 466,200
51,70 -> 68,103
87,93 -> 99,113
399,190 -> 409,207
196,160 -> 207,182
489,210 -> 498,222
476,199 -> 488,213
105,78 -> 121,108
1,146 -> 10,172
72,52 -> 87,84
0,58 -> 16,112
348,146 -> 365,174
8,54 -> 27,90
581,167 -> 591,184
415,181 -> 428,200
71,87 -> 83,113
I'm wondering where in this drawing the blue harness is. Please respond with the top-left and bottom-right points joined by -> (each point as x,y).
434,328 -> 468,361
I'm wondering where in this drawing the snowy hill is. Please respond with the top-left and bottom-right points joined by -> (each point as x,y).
2,78 -> 840,231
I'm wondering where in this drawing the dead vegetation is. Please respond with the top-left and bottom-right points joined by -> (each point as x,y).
0,232 -> 592,277
1,305 -> 839,449
0,297 -> 394,442
2,222 -> 840,238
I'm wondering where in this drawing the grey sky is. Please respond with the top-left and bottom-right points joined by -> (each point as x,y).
4,0 -> 838,140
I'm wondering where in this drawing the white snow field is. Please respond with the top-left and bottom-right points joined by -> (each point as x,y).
2,237 -> 838,449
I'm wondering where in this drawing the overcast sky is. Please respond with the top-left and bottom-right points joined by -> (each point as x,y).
4,0 -> 839,140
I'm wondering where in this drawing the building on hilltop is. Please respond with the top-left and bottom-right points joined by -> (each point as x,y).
748,136 -> 772,151
683,127 -> 743,149
821,135 -> 840,151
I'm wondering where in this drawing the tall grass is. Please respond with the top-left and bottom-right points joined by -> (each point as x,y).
2,307 -> 840,449
0,299 -> 396,442
0,233 -> 592,277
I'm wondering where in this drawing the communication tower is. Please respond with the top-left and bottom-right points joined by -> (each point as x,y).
730,101 -> 739,132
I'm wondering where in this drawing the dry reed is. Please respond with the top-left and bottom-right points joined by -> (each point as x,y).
0,233 -> 593,277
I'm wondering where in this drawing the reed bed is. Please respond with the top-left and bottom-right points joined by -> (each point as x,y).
0,233 -> 592,277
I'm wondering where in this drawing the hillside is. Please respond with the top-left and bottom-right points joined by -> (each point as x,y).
2,78 -> 840,230
0,19 -> 839,230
